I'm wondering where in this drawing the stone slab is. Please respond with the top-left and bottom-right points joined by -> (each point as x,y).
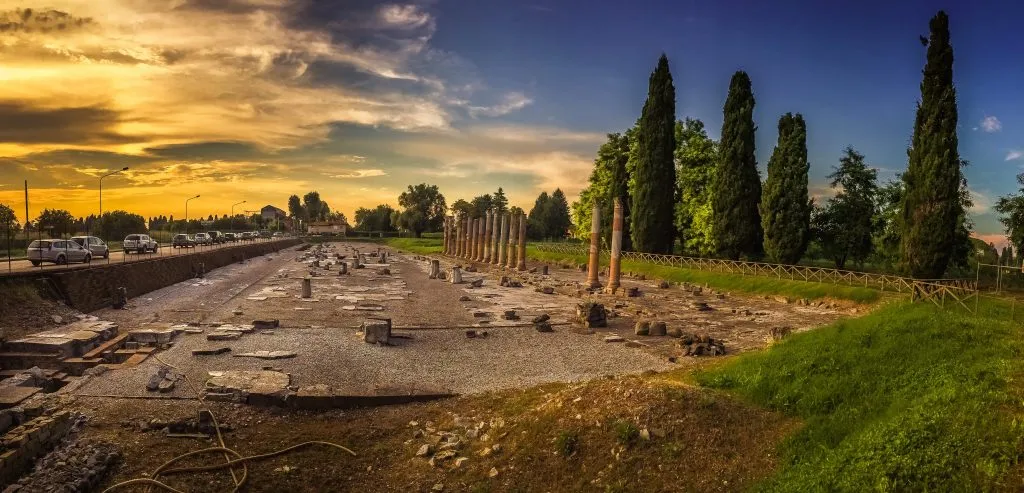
0,387 -> 42,408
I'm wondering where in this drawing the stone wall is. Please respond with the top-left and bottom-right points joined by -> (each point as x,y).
0,410 -> 75,486
44,240 -> 302,312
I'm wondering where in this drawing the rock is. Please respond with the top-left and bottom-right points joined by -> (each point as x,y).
51,315 -> 62,324
540,286 -> 555,294
432,484 -> 444,492
416,444 -> 433,457
192,347 -> 231,356
502,310 -> 519,321
768,326 -> 793,342
634,321 -> 650,336
470,279 -> 484,288
692,302 -> 712,312
145,373 -> 163,392
459,295 -> 471,302
377,268 -> 391,276
639,428 -> 651,440
626,287 -> 641,297
649,321 -> 667,336
429,450 -> 457,468
666,326 -> 682,338
464,265 -> 477,273
232,309 -> 243,316
454,457 -> 469,468
574,302 -> 608,328
534,321 -> 554,333
541,265 -> 549,275
489,467 -> 499,478
604,335 -> 625,343
207,330 -> 242,341
362,318 -> 392,345
657,280 -> 670,289
253,320 -> 279,329
158,379 -> 176,393
532,314 -> 551,324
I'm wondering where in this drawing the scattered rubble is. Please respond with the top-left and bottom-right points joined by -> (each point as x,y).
574,302 -> 608,329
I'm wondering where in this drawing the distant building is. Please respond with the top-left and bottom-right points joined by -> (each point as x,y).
307,219 -> 348,236
261,205 -> 287,221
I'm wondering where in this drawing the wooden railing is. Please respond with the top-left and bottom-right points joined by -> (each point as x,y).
532,243 -> 978,302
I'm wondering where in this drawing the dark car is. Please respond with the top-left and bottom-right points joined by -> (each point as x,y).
207,231 -> 225,244
223,233 -> 237,242
172,234 -> 195,248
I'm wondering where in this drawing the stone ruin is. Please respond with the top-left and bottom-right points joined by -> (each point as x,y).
679,333 -> 726,356
574,302 -> 608,329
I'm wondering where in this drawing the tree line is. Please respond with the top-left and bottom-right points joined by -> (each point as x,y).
572,10 -> 973,278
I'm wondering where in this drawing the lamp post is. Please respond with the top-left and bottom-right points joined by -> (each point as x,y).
231,200 -> 246,234
185,195 -> 200,235
99,167 -> 129,217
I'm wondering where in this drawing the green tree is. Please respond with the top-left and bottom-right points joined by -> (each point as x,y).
36,209 -> 76,237
354,205 -> 397,232
302,191 -> 324,222
713,71 -> 762,260
813,147 -> 878,269
397,183 -> 447,238
1000,246 -> 1014,266
450,199 -> 472,220
571,132 -> 632,249
900,11 -> 962,278
762,113 -> 811,264
287,195 -> 305,221
872,179 -> 905,270
95,211 -> 147,241
547,189 -> 571,239
527,191 -> 550,240
629,54 -> 677,253
674,118 -> 717,255
995,173 -> 1024,258
0,203 -> 20,237
492,188 -> 509,214
469,194 -> 494,217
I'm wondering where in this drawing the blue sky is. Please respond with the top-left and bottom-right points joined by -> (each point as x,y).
0,0 -> 1019,245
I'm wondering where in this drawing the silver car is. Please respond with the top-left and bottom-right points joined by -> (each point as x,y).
123,234 -> 159,253
27,239 -> 92,266
71,236 -> 110,259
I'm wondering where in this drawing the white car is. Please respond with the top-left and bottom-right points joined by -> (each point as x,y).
194,232 -> 211,245
123,234 -> 159,254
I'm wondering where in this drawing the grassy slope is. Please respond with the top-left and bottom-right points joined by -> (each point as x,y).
381,237 -> 879,304
697,301 -> 1024,491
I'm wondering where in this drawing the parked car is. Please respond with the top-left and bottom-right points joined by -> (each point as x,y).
240,232 -> 254,241
207,231 -> 225,244
71,236 -> 110,259
223,233 -> 238,242
259,230 -> 272,238
123,234 -> 159,253
193,232 -> 211,245
273,231 -> 283,237
27,239 -> 92,266
172,234 -> 196,248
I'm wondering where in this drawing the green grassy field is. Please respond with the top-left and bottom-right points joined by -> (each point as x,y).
696,301 -> 1024,491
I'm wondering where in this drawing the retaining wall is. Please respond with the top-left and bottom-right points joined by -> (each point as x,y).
38,240 -> 301,312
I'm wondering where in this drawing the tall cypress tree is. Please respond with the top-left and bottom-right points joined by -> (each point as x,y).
712,71 -> 762,260
630,54 -> 677,254
901,11 -> 961,278
761,113 -> 810,264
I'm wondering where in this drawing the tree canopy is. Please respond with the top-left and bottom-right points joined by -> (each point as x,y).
397,183 -> 447,237
629,54 -> 677,253
761,113 -> 811,264
712,71 -> 763,260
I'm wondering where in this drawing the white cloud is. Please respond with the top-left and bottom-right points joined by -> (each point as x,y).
980,115 -> 1002,133
467,92 -> 534,118
326,169 -> 387,179
968,188 -> 991,214
1007,150 -> 1023,161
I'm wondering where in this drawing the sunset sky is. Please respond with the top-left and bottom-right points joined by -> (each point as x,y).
0,0 -> 1022,246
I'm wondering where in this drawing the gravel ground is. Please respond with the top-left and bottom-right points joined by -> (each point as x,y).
78,242 -> 672,398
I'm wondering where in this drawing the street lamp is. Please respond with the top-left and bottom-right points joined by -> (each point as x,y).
185,195 -> 200,235
99,167 -> 129,217
231,200 -> 246,234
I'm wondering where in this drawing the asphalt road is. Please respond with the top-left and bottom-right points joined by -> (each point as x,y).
0,238 -> 290,275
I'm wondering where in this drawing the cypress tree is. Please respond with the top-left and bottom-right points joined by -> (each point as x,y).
712,71 -> 762,260
761,113 -> 810,264
608,132 -> 633,251
630,54 -> 677,254
901,11 -> 961,278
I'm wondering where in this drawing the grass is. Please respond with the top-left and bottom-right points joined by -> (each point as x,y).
381,237 -> 444,255
697,301 -> 1024,491
526,247 -> 881,304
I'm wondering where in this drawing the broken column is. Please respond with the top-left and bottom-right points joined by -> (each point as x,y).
450,265 -> 463,284
506,212 -> 518,269
478,215 -> 487,262
517,212 -> 527,271
484,210 -> 494,263
454,218 -> 462,257
462,217 -> 470,259
607,197 -> 624,294
301,276 -> 312,298
587,203 -> 602,288
339,261 -> 348,275
470,217 -> 479,261
429,259 -> 440,279
443,216 -> 451,255
498,212 -> 509,267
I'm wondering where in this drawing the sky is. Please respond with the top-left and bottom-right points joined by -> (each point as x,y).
0,0 -> 1021,246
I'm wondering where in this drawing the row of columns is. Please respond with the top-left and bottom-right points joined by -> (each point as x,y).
440,198 -> 623,292
443,210 -> 527,271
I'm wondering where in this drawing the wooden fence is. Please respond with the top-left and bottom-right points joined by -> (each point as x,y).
533,243 -> 979,309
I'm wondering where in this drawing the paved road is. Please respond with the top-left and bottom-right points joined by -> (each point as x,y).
0,238 -> 290,275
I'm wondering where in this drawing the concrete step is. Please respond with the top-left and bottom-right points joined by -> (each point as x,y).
81,334 -> 129,360
0,352 -> 62,371
59,357 -> 104,376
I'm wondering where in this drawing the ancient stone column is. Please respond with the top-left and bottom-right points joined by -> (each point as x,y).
477,217 -> 486,262
498,212 -> 509,266
455,218 -> 463,257
484,210 -> 494,263
587,203 -> 602,288
517,212 -> 527,271
462,217 -> 470,259
339,261 -> 348,275
491,211 -> 501,265
450,265 -> 463,284
506,213 -> 518,269
607,197 -> 624,293
471,218 -> 480,261
442,217 -> 449,255
429,259 -> 440,279
301,276 -> 312,298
